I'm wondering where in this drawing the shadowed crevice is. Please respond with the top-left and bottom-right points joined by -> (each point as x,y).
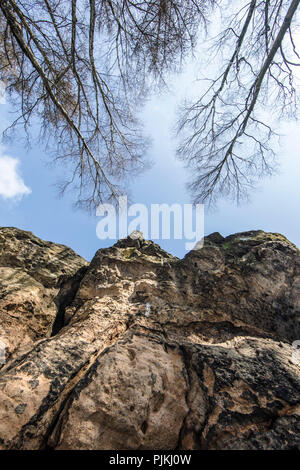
51,266 -> 88,336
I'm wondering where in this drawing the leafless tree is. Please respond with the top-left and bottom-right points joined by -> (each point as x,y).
177,0 -> 300,205
0,0 -> 216,209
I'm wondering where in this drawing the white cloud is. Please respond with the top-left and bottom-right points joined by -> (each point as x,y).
0,154 -> 31,200
0,81 -> 6,105
0,80 -> 6,104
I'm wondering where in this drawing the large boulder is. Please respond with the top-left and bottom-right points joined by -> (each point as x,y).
0,228 -> 299,450
0,227 -> 88,360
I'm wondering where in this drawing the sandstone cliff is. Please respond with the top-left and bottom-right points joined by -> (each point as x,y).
0,227 -> 299,450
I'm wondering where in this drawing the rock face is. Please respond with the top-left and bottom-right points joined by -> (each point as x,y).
0,227 -> 88,360
0,227 -> 299,450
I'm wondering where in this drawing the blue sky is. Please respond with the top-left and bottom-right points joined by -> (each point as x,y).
0,57 -> 299,261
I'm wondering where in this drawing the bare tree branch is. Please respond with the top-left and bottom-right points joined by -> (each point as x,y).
177,0 -> 300,205
0,0 -> 216,209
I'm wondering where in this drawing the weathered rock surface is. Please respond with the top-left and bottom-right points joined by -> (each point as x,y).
0,227 -> 88,360
0,228 -> 299,450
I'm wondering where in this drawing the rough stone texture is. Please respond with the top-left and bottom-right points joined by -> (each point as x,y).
0,227 -> 299,450
0,227 -> 88,360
